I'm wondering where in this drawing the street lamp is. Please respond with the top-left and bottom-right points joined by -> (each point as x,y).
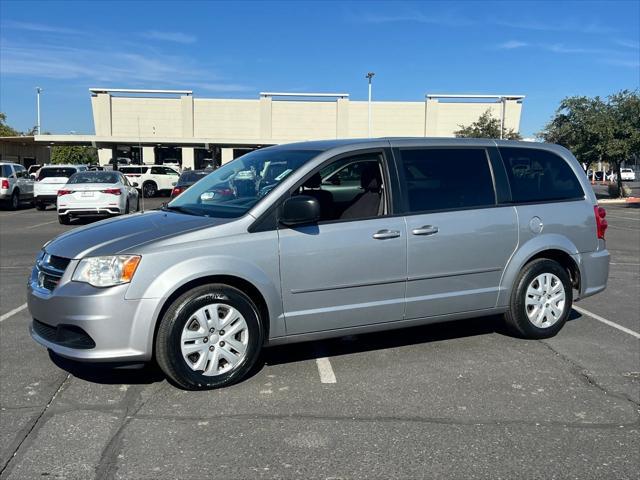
36,87 -> 43,135
366,72 -> 375,137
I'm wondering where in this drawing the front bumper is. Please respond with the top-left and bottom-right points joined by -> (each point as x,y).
28,266 -> 160,362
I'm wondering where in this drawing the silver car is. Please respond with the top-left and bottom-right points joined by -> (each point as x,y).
28,139 -> 610,390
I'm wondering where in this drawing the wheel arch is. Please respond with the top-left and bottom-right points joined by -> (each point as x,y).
498,234 -> 581,307
151,274 -> 271,360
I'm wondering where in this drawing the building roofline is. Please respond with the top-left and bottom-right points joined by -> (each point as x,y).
89,88 -> 192,95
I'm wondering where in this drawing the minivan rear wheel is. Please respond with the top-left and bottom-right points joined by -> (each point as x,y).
504,258 -> 572,339
155,284 -> 264,390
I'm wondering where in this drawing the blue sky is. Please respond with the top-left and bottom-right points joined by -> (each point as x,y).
0,0 -> 638,137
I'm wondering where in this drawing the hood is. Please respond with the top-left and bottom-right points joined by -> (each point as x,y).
44,210 -> 230,259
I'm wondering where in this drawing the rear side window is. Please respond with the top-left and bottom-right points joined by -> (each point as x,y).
399,148 -> 496,213
499,148 -> 584,203
1,165 -> 13,177
121,167 -> 145,174
37,167 -> 76,180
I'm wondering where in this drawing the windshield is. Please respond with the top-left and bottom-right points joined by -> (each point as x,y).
68,172 -> 120,184
179,170 -> 211,184
168,148 -> 321,218
38,167 -> 76,180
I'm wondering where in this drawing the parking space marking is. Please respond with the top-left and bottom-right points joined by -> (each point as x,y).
605,214 -> 640,221
608,225 -> 639,232
316,357 -> 337,383
573,305 -> 640,339
26,220 -> 58,229
0,303 -> 27,322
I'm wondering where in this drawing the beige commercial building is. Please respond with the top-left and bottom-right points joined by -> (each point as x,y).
33,89 -> 524,169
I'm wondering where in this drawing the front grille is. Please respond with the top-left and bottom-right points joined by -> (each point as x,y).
48,255 -> 70,271
32,319 -> 96,349
36,253 -> 70,292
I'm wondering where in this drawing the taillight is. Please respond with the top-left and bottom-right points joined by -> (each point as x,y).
1,179 -> 9,189
57,189 -> 72,196
101,188 -> 122,195
171,187 -> 184,197
594,206 -> 607,240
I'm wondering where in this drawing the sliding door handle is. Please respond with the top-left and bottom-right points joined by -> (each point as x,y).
372,229 -> 401,240
412,225 -> 439,236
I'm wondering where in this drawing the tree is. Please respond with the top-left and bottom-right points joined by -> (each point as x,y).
540,90 -> 640,197
50,145 -> 98,165
0,112 -> 19,136
454,109 -> 522,140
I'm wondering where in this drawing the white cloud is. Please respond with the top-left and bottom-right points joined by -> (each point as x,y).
1,20 -> 78,34
615,39 -> 640,50
0,41 -> 252,91
498,40 -> 529,49
140,30 -> 197,44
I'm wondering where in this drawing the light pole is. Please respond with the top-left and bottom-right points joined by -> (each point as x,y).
36,87 -> 43,135
366,72 -> 375,137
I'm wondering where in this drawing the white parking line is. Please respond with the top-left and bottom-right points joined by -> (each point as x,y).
573,305 -> 640,339
316,357 -> 337,383
605,214 -> 640,221
0,303 -> 27,322
26,220 -> 58,229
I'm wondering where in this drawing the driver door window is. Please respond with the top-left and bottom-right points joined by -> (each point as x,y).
297,154 -> 387,222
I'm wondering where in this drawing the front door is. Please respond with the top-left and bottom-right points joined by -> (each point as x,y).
397,147 -> 518,319
278,151 -> 407,335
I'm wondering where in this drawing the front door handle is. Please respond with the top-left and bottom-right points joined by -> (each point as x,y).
412,225 -> 439,236
372,229 -> 401,240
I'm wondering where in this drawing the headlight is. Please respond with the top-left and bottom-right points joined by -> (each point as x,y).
72,255 -> 141,287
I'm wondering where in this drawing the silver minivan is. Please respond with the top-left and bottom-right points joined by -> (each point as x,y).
28,139 -> 610,389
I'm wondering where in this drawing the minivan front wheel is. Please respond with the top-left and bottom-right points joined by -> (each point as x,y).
155,284 -> 264,390
505,259 -> 572,339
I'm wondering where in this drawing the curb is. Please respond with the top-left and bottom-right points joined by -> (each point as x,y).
598,197 -> 640,204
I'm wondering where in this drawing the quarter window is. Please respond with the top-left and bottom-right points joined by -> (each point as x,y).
399,148 -> 496,213
499,148 -> 584,203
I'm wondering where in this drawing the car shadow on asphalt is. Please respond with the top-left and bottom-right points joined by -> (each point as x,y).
47,310 -> 583,388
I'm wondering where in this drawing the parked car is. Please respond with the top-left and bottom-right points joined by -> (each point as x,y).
27,164 -> 42,179
119,165 -> 180,197
34,165 -> 88,210
170,169 -> 213,200
620,168 -> 636,181
56,170 -> 140,225
28,139 -> 609,390
0,162 -> 34,209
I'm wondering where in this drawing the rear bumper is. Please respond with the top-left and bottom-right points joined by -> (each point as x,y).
59,207 -> 121,216
573,249 -> 610,300
35,194 -> 57,204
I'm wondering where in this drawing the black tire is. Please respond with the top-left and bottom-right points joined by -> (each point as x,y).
124,200 -> 130,214
504,258 -> 572,339
36,202 -> 46,211
155,284 -> 264,390
142,182 -> 157,198
10,191 -> 19,210
135,197 -> 140,212
58,214 -> 71,225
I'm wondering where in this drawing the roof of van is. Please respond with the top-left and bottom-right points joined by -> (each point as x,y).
268,137 -> 549,151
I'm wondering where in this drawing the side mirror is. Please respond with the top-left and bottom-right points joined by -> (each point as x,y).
132,182 -> 139,187
280,195 -> 320,226
171,182 -> 177,186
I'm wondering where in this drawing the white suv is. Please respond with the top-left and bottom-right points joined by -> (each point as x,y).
620,168 -> 636,181
34,165 -> 88,210
119,165 -> 180,197
0,162 -> 34,209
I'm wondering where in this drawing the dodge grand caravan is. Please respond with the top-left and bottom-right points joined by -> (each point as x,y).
28,139 -> 610,390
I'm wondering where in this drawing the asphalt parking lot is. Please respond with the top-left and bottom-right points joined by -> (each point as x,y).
0,198 -> 638,479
